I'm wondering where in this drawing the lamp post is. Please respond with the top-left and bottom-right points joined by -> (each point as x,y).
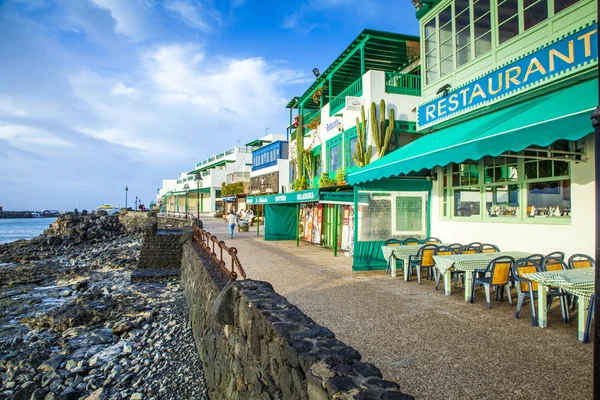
135,196 -> 138,212
195,172 -> 203,224
125,186 -> 128,209
183,184 -> 190,219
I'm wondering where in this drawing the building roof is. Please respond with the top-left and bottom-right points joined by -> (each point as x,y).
292,29 -> 420,109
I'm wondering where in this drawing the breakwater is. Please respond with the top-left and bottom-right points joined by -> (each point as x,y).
0,211 -> 58,219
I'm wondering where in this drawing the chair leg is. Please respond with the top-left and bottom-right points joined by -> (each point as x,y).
386,259 -> 390,275
470,277 -> 476,304
584,295 -> 595,344
515,293 -> 524,319
506,285 -> 512,306
435,269 -> 441,290
485,284 -> 492,309
530,294 -> 538,327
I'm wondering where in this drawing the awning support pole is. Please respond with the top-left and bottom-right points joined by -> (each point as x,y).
257,204 -> 261,236
333,205 -> 338,257
296,204 -> 300,247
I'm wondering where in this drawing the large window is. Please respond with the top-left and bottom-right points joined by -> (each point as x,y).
441,144 -> 573,222
425,0 -> 582,83
252,141 -> 288,171
344,128 -> 359,171
326,134 -> 343,173
357,191 -> 428,241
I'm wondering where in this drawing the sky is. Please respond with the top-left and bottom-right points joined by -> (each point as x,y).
0,0 -> 419,211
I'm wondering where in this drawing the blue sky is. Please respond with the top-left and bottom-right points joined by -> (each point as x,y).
0,0 -> 419,211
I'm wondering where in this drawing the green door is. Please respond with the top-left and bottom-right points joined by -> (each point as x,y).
323,204 -> 341,249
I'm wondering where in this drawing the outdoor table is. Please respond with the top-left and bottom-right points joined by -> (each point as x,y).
523,268 -> 594,341
381,243 -> 449,280
433,251 -> 530,300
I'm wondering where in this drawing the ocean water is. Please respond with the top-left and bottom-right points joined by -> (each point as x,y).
0,218 -> 57,245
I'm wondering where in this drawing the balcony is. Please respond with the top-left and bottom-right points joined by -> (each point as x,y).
252,141 -> 289,171
385,73 -> 421,96
330,77 -> 363,116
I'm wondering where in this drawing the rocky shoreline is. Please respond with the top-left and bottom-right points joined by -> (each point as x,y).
0,215 -> 208,400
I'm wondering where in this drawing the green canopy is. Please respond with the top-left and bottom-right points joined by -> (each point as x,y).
265,204 -> 297,241
348,78 -> 597,185
247,188 -> 319,205
320,191 -> 354,204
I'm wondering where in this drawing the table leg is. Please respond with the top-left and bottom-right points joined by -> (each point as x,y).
391,257 -> 396,278
403,259 -> 409,281
537,285 -> 548,328
463,271 -> 473,302
578,295 -> 590,342
443,270 -> 452,296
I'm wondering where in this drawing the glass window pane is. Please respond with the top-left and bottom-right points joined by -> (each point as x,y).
457,45 -> 471,67
554,0 -> 579,13
349,137 -> 357,168
456,26 -> 471,48
395,196 -> 423,233
426,68 -> 438,84
440,22 -> 453,43
538,160 -> 552,178
554,160 -> 569,177
455,0 -> 470,15
441,57 -> 453,77
330,145 -> 339,172
524,1 -> 547,31
426,51 -> 438,68
473,0 -> 491,20
475,32 -> 492,56
425,18 -> 437,38
498,16 -> 519,44
453,188 -> 481,217
443,189 -> 448,217
474,13 -> 491,38
440,39 -> 453,59
425,34 -> 437,52
486,184 -> 520,217
439,6 -> 452,26
498,0 -> 518,25
526,180 -> 571,218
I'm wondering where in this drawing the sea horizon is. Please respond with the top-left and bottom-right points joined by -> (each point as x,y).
0,218 -> 57,245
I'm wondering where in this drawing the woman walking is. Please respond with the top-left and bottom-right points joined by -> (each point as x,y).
226,210 -> 237,239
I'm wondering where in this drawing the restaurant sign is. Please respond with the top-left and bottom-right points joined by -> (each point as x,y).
417,23 -> 598,129
247,188 -> 319,205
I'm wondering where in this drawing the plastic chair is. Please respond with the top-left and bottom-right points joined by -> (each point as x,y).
545,251 -> 565,261
512,258 -> 541,326
424,237 -> 442,244
403,238 -> 420,246
526,254 -> 544,265
467,242 -> 483,252
481,244 -> 500,253
384,239 -> 403,275
583,294 -> 595,343
460,245 -> 479,254
448,243 -> 462,253
539,257 -> 570,323
568,254 -> 594,269
408,244 -> 438,284
470,256 -> 515,308
433,246 -> 461,290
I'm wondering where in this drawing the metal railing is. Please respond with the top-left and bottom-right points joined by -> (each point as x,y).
330,76 -> 363,116
384,72 -> 421,96
193,226 -> 247,280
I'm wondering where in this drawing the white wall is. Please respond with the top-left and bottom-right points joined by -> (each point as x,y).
429,134 -> 595,258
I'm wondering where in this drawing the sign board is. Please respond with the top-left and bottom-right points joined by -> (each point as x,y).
249,172 -> 279,195
326,119 -> 339,131
346,96 -> 363,111
247,188 -> 319,205
417,23 -> 598,129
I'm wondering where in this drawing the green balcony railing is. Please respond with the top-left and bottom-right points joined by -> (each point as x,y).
329,77 -> 363,117
385,73 -> 421,96
303,110 -> 320,135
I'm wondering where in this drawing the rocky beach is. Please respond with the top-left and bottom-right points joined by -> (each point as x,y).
0,214 -> 208,400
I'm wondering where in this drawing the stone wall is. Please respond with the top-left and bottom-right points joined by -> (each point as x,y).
137,230 -> 184,269
118,211 -> 156,233
157,216 -> 202,230
181,242 -> 413,400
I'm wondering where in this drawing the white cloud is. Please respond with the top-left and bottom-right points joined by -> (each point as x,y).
164,0 -> 222,32
0,97 -> 27,117
88,0 -> 148,41
0,123 -> 73,148
110,82 -> 138,97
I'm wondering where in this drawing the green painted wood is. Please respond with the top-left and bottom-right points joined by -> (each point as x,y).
385,72 -> 421,96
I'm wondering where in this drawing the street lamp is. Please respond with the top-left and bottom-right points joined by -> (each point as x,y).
183,184 -> 190,219
135,196 -> 138,211
195,172 -> 203,225
125,186 -> 128,209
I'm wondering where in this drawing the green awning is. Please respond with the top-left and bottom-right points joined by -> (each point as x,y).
319,191 -> 354,204
189,187 -> 210,194
349,78 -> 597,185
247,188 -> 319,205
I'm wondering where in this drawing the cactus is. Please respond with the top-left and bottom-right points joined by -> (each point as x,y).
371,99 -> 395,158
352,105 -> 372,167
296,112 -> 304,183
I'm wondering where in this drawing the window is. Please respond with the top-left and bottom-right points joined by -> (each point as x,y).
326,134 -> 343,173
329,145 -> 339,172
344,128 -> 359,171
425,17 -> 438,83
554,0 -> 579,13
441,145 -> 574,222
357,191 -> 428,241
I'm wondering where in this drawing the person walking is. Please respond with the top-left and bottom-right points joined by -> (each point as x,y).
226,210 -> 237,239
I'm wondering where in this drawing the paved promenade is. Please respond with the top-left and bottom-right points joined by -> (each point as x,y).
203,219 -> 592,399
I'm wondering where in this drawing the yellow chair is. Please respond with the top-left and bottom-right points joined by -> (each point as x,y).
512,258 -> 540,326
568,254 -> 594,269
481,244 -> 500,253
471,256 -> 515,308
408,244 -> 438,284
